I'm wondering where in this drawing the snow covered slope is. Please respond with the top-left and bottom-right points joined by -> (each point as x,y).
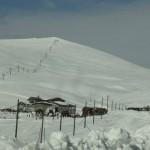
0,37 -> 150,107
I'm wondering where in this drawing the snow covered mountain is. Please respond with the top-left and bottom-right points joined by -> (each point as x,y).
0,37 -> 150,107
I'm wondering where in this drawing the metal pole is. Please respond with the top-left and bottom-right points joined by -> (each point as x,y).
15,99 -> 20,138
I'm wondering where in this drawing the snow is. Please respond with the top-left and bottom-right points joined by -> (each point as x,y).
0,111 -> 149,149
1,37 -> 150,149
0,125 -> 150,150
0,37 -> 150,107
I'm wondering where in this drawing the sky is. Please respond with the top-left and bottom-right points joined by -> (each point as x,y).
0,0 -> 150,69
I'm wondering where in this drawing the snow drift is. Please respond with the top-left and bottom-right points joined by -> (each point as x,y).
1,127 -> 150,150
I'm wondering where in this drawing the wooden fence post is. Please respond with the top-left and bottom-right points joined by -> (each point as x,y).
107,96 -> 109,110
44,127 -> 46,142
2,73 -> 5,80
115,103 -> 117,110
93,100 -> 95,125
101,97 -> 104,119
84,101 -> 87,128
60,107 -> 62,131
15,99 -> 20,139
40,112 -> 44,143
17,65 -> 20,72
101,96 -> 103,107
73,105 -> 76,136
111,101 -> 113,111
9,67 -> 12,76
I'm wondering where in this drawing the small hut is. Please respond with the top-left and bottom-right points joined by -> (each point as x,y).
53,101 -> 76,117
82,107 -> 108,116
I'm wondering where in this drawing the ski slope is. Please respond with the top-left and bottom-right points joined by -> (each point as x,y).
1,37 -> 150,149
0,37 -> 150,107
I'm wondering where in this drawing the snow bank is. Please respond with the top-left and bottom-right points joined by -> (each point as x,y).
1,127 -> 150,150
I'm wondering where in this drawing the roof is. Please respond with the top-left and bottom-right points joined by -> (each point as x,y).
27,97 -> 66,103
31,102 -> 52,106
53,101 -> 75,107
27,96 -> 46,103
47,97 -> 66,103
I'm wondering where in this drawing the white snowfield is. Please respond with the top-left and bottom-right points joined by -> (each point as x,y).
1,111 -> 150,150
1,37 -> 150,149
0,37 -> 150,107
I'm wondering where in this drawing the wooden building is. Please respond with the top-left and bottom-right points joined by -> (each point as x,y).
27,96 -> 75,117
31,102 -> 52,114
82,107 -> 108,116
53,101 -> 76,117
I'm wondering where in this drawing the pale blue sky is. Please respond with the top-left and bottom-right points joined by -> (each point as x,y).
0,0 -> 150,68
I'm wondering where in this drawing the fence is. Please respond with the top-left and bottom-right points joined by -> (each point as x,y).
1,39 -> 59,80
0,95 -> 127,148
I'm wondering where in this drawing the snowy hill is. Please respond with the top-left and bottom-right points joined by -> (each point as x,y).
0,37 -> 150,107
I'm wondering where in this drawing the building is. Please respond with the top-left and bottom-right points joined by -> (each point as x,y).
53,101 -> 76,117
27,96 -> 76,116
82,107 -> 108,116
